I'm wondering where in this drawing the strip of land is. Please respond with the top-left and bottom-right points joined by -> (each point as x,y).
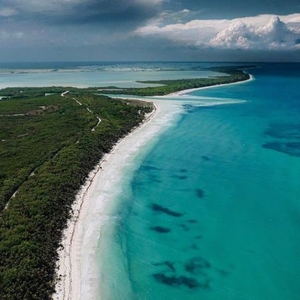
165,74 -> 254,96
103,67 -> 250,96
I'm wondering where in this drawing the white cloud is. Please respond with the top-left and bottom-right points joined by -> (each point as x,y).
211,16 -> 300,50
135,19 -> 219,45
209,21 -> 254,49
135,13 -> 300,51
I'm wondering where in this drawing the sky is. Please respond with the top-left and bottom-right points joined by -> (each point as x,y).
0,0 -> 300,62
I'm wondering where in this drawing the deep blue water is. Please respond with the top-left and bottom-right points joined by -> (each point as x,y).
110,64 -> 300,300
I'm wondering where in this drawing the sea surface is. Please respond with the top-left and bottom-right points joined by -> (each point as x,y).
0,61 -> 225,89
1,62 -> 300,299
96,63 -> 300,300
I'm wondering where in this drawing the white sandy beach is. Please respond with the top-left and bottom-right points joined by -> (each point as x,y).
166,74 -> 254,97
52,99 -> 183,300
52,74 -> 253,300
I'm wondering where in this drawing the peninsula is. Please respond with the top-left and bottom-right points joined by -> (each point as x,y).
0,66 -> 252,299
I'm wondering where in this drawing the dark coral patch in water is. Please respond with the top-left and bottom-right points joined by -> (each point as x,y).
263,142 -> 300,157
263,122 -> 300,157
190,243 -> 199,250
188,219 -> 198,224
201,156 -> 210,161
180,168 -> 188,173
140,165 -> 162,171
153,261 -> 176,273
150,226 -> 171,233
217,269 -> 230,277
153,273 -> 200,289
196,189 -> 205,198
151,204 -> 183,217
177,175 -> 188,180
179,224 -> 190,231
147,174 -> 161,183
264,123 -> 300,139
185,257 -> 211,275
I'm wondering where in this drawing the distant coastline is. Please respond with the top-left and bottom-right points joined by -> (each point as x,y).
103,66 -> 251,97
165,74 -> 254,97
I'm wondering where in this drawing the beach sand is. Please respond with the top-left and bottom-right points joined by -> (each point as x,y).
52,74 -> 254,300
166,74 -> 254,97
52,99 -> 183,300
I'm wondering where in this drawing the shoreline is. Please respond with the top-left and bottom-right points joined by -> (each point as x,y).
165,74 -> 254,97
52,99 -> 183,300
52,74 -> 253,300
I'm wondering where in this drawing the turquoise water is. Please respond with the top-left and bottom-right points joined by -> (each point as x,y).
0,61 -> 225,89
1,62 -> 299,299
105,64 -> 300,299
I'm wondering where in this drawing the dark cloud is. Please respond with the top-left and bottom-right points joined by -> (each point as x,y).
69,0 -> 160,25
0,0 -> 300,62
164,0 -> 300,18
0,0 -> 162,28
40,1 -> 160,29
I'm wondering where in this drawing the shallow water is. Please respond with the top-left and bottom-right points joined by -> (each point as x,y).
103,63 -> 300,300
0,61 -> 225,89
2,61 -> 299,300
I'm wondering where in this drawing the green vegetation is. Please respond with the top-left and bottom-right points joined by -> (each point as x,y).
0,93 -> 152,299
104,67 -> 250,96
0,86 -> 98,99
0,65 -> 250,299
0,67 -> 251,100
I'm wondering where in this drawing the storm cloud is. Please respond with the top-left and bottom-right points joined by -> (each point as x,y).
164,0 -> 300,19
0,0 -> 163,26
0,0 -> 299,61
